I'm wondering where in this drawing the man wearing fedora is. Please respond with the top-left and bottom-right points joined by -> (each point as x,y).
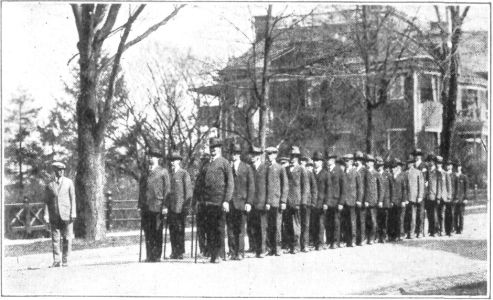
363,154 -> 379,244
376,156 -> 391,243
300,152 -> 316,252
354,151 -> 366,246
165,151 -> 193,259
249,145 -> 269,258
341,154 -> 361,247
425,155 -> 441,237
311,151 -> 329,250
436,156 -> 451,236
444,160 -> 456,236
199,138 -> 234,263
284,146 -> 309,254
264,146 -> 289,256
412,148 -> 427,237
192,152 -> 211,257
44,162 -> 76,267
453,160 -> 468,234
326,151 -> 342,249
138,154 -> 170,262
227,143 -> 255,260
390,159 -> 408,241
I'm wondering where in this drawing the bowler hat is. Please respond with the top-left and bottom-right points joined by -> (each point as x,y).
306,158 -> 314,166
336,158 -> 346,165
435,155 -> 444,164
407,157 -> 415,164
354,151 -> 365,160
209,137 -> 222,148
375,156 -> 384,166
278,156 -> 289,163
51,161 -> 66,169
290,146 -> 301,157
230,143 -> 242,154
265,146 -> 278,154
412,148 -> 424,156
250,145 -> 262,155
365,154 -> 375,162
169,151 -> 183,161
393,158 -> 403,167
343,154 -> 354,160
312,151 -> 324,161
325,149 -> 337,159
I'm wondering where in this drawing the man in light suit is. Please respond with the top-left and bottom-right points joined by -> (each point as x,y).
406,158 -> 425,239
44,162 -> 76,267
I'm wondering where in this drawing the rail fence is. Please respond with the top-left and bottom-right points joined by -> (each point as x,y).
4,187 -> 488,238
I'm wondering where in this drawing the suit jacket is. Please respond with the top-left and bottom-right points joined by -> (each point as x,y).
306,169 -> 318,207
327,165 -> 342,207
426,168 -> 441,201
166,168 -> 193,214
265,161 -> 289,207
407,167 -> 424,203
390,172 -> 407,205
231,161 -> 255,210
379,170 -> 392,208
44,176 -> 76,222
341,167 -> 363,207
142,166 -> 171,213
454,173 -> 469,202
286,164 -> 309,207
438,169 -> 451,201
252,163 -> 267,210
364,168 -> 380,207
202,157 -> 234,206
356,167 -> 366,204
314,168 -> 330,209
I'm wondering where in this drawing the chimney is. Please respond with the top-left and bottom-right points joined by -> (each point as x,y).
254,15 -> 270,42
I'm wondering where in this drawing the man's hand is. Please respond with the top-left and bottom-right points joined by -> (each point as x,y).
378,202 -> 383,208
295,205 -> 300,210
162,208 -> 168,215
337,204 -> 343,211
417,197 -> 423,203
364,202 -> 368,207
266,204 -> 271,211
401,202 -> 406,208
222,202 -> 230,213
280,203 -> 286,211
323,204 -> 328,211
464,199 -> 468,204
245,203 -> 252,213
356,201 -> 361,207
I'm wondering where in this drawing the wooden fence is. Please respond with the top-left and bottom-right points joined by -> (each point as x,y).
4,187 -> 489,237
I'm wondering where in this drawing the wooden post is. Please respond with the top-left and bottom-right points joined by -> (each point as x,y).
106,191 -> 113,231
474,184 -> 478,202
24,197 -> 31,235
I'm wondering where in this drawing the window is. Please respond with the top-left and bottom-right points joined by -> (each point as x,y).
388,75 -> 405,101
419,73 -> 438,103
461,88 -> 479,119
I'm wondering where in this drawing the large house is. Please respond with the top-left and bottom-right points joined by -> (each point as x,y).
196,7 -> 488,181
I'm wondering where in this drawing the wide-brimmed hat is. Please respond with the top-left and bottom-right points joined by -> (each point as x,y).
435,155 -> 444,164
306,158 -> 314,166
375,156 -> 384,166
412,148 -> 424,156
393,158 -> 403,167
343,154 -> 354,160
354,151 -> 365,161
365,154 -> 375,162
51,161 -> 66,169
325,149 -> 337,159
265,146 -> 278,154
230,143 -> 242,154
250,145 -> 262,155
278,156 -> 289,163
209,138 -> 222,148
290,146 -> 301,157
169,151 -> 183,161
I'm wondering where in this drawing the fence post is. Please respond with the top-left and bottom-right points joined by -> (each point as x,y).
106,191 -> 113,231
474,184 -> 478,202
24,197 -> 32,235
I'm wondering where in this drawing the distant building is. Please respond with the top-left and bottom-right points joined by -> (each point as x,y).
195,8 -> 488,166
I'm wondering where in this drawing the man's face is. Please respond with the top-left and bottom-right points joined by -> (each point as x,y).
171,160 -> 181,169
328,158 -> 335,166
408,163 -> 413,169
415,155 -> 422,162
393,166 -> 401,173
458,166 -> 462,173
300,160 -> 307,167
232,153 -> 240,162
267,152 -> 277,163
446,164 -> 453,172
290,156 -> 299,166
367,161 -> 374,169
210,146 -> 221,158
314,160 -> 323,169
377,165 -> 383,172
307,165 -> 313,172
345,159 -> 354,168
251,154 -> 260,164
54,168 -> 64,178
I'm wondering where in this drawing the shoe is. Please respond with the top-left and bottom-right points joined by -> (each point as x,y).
51,262 -> 61,268
329,244 -> 336,249
348,243 -> 355,247
210,257 -> 221,264
255,253 -> 264,258
274,252 -> 282,256
62,262 -> 68,267
301,248 -> 309,253
177,254 -> 184,260
368,241 -> 373,245
289,249 -> 299,254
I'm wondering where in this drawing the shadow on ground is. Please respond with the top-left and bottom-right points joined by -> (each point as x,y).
400,238 -> 487,261
412,281 -> 487,296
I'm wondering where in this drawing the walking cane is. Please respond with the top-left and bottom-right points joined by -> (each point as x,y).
190,213 -> 195,258
163,215 -> 168,260
139,221 -> 143,262
194,218 -> 199,264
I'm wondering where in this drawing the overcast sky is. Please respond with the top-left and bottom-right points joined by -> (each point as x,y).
2,2 -> 490,121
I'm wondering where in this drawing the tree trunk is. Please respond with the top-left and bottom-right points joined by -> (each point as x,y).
258,82 -> 270,150
365,102 -> 373,153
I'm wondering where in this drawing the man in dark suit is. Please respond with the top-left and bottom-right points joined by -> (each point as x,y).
227,144 -> 255,260
412,149 -> 427,237
453,161 -> 468,234
425,155 -> 441,237
250,146 -> 268,258
341,154 -> 361,247
285,146 -> 308,254
354,151 -> 366,246
376,157 -> 391,243
363,154 -> 379,244
312,151 -> 329,250
265,146 -> 289,256
43,162 -> 76,267
300,154 -> 317,252
200,138 -> 234,263
436,156 -> 451,236
138,154 -> 170,262
390,159 -> 408,241
326,152 -> 342,249
165,151 -> 193,259
444,160 -> 455,236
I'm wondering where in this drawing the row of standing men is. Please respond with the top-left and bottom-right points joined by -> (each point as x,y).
139,138 -> 469,263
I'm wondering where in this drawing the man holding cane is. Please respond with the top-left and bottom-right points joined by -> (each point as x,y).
44,162 -> 76,267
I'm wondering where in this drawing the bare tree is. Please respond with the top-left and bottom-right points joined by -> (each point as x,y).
71,4 -> 185,240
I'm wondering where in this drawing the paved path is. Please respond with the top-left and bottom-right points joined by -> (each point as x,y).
3,210 -> 488,296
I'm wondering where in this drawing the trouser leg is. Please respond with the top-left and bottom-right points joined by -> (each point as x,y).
416,201 -> 425,237
445,202 -> 454,235
268,208 -> 282,254
367,208 -> 377,243
226,209 -> 235,256
51,223 -> 62,263
326,208 -> 334,246
168,212 -> 177,256
206,205 -> 224,262
281,210 -> 289,249
316,209 -> 325,248
238,212 -> 247,257
408,203 -> 417,238
300,205 -> 310,250
346,206 -> 356,245
398,206 -> 406,238
356,206 -> 366,245
196,205 -> 207,255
